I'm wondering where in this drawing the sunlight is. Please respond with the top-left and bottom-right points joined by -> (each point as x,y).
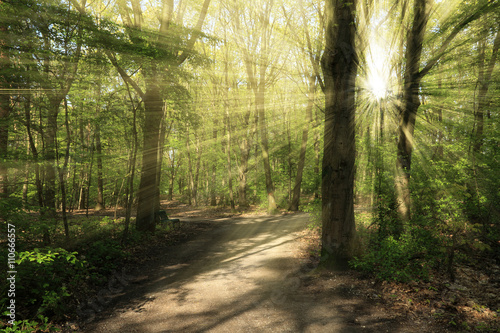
365,34 -> 393,101
368,71 -> 388,100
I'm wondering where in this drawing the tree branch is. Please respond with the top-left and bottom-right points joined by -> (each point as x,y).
177,0 -> 211,65
105,50 -> 145,99
418,0 -> 500,79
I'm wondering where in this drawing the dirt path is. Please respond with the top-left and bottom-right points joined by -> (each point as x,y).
81,213 -> 422,333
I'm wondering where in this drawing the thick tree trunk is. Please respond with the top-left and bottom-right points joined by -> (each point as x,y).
136,81 -> 162,232
320,0 -> 358,266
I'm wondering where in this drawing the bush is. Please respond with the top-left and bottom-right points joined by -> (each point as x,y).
0,248 -> 87,320
350,228 -> 435,282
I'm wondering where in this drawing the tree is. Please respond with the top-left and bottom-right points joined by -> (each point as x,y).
320,0 -> 358,265
395,0 -> 500,223
231,0 -> 284,214
288,0 -> 324,211
0,5 -> 12,198
104,0 -> 211,232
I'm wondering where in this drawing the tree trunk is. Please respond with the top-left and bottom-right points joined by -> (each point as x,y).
193,133 -> 201,206
122,96 -> 138,244
24,95 -> 43,208
289,76 -> 314,211
58,98 -> 71,239
395,0 -> 429,225
256,87 -> 277,213
238,104 -> 252,208
474,27 -> 499,153
320,0 -> 358,266
210,122 -> 218,206
43,99 -> 62,218
136,80 -> 162,232
0,21 -> 11,198
313,111 -> 321,199
155,112 -> 167,213
225,110 -> 235,210
186,125 -> 194,206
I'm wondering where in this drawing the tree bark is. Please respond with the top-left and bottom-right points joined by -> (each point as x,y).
289,76 -> 314,211
0,18 -> 11,198
136,80 -> 163,232
211,121 -> 218,206
474,26 -> 499,153
395,0 -> 429,224
320,0 -> 358,266
225,110 -> 235,210
95,88 -> 105,210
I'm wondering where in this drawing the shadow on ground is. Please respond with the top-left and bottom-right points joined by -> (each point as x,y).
83,213 -> 413,333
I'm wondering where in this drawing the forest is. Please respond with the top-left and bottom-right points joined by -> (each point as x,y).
1,0 -> 499,331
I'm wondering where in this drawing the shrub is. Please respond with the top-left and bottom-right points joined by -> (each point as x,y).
0,248 -> 87,320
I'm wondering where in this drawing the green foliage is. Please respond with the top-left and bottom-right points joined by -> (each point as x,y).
0,248 -> 86,319
83,239 -> 127,276
350,228 -> 435,282
1,315 -> 58,332
0,197 -> 53,247
302,198 -> 322,230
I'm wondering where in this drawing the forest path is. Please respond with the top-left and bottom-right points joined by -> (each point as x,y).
82,213 -> 366,332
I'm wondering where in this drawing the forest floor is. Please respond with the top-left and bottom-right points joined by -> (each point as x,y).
66,201 -> 499,333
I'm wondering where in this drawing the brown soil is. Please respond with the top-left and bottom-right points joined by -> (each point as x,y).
66,201 -> 498,333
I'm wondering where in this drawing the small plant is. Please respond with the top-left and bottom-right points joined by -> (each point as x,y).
0,248 -> 87,320
1,315 -> 59,332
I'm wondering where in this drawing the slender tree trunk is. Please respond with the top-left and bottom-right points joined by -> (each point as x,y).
289,76 -> 314,211
95,123 -> 105,210
155,112 -> 167,213
320,0 -> 358,266
474,27 -> 500,153
313,111 -> 321,199
24,95 -> 43,208
210,121 -> 218,206
225,110 -> 235,210
122,94 -> 138,244
57,98 -> 71,239
238,103 -> 252,208
186,125 -> 194,206
86,136 -> 94,218
168,150 -> 176,201
193,133 -> 201,206
256,87 -> 277,213
0,21 -> 11,198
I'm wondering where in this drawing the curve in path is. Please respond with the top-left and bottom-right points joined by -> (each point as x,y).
83,213 -> 352,332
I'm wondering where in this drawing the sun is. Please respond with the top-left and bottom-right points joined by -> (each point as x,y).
368,71 -> 388,100
364,36 -> 393,101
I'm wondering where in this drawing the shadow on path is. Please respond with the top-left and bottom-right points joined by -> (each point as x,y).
83,213 -> 410,332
